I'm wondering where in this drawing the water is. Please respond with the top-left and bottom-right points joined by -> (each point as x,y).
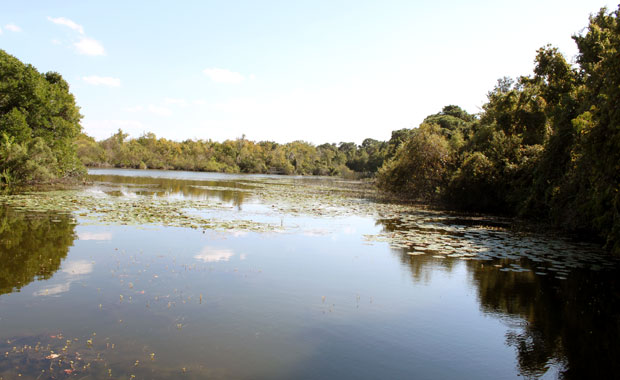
0,168 -> 618,379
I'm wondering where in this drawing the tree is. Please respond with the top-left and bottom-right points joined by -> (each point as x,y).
377,124 -> 451,200
0,50 -> 84,185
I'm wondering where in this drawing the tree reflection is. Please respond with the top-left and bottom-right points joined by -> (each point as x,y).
471,264 -> 620,379
379,218 -> 620,379
0,206 -> 76,296
89,174 -> 251,207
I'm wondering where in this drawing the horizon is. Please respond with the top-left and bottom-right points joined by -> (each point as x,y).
1,0 -> 615,144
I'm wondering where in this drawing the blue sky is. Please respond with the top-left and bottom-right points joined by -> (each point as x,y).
0,1 -> 615,143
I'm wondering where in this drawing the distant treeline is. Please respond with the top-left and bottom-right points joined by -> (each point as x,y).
77,131 -> 398,178
377,7 -> 620,254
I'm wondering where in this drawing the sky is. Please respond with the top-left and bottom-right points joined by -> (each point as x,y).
0,1 -> 616,144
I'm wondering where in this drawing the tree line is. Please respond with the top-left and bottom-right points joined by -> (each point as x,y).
377,7 -> 620,254
76,131 -> 393,177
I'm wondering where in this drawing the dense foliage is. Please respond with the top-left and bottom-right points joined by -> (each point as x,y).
377,6 -> 620,254
0,50 -> 85,186
78,131 -> 394,178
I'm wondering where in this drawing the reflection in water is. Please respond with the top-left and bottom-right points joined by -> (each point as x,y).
0,206 -> 76,296
33,260 -> 94,297
89,173 -> 253,207
77,231 -> 113,241
0,170 -> 618,379
380,216 -> 620,380
472,264 -> 620,379
194,246 -> 235,262
62,260 -> 94,275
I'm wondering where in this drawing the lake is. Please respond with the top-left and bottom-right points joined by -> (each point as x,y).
0,168 -> 618,379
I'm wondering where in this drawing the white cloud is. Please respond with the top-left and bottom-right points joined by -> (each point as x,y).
194,246 -> 235,262
4,23 -> 21,32
82,75 -> 121,87
47,17 -> 105,57
47,16 -> 84,34
203,68 -> 244,84
51,39 -> 61,45
147,104 -> 172,116
74,37 -> 105,56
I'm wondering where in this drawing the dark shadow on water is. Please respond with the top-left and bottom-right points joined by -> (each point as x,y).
0,205 -> 76,296
379,216 -> 620,380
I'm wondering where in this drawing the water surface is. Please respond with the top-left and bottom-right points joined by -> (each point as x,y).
0,168 -> 618,379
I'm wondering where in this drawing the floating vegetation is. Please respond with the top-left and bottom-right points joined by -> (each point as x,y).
0,333 -> 226,380
1,174 -> 617,280
366,209 -> 619,278
0,189 -> 280,233
1,172 -> 619,380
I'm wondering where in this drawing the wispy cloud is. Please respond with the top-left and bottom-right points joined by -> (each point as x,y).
47,16 -> 84,34
203,68 -> 244,84
147,105 -> 172,117
82,75 -> 121,87
4,23 -> 21,32
74,37 -> 105,56
48,17 -> 105,56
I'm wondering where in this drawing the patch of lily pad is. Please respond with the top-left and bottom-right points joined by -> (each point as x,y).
1,174 -> 617,279
365,209 -> 619,278
0,190 -> 280,233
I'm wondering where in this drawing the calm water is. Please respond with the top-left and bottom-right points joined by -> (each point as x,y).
0,168 -> 618,379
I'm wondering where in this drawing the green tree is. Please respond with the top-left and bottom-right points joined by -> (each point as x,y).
377,124 -> 451,200
0,50 -> 84,185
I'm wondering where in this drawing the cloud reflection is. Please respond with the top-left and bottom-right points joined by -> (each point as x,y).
78,231 -> 113,241
34,260 -> 94,297
34,283 -> 71,296
62,260 -> 94,275
194,246 -> 235,263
